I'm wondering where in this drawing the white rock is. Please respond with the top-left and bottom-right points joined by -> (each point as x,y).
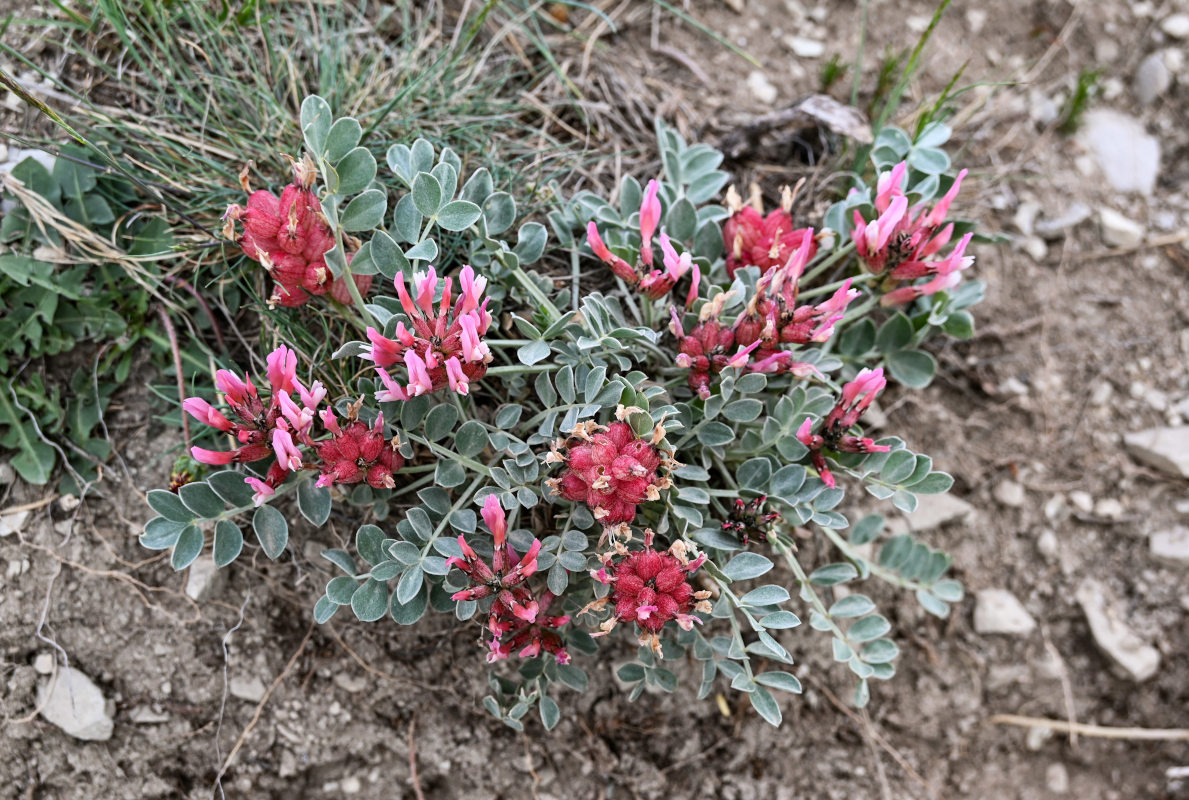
1150,527 -> 1189,567
1034,203 -> 1091,239
230,675 -> 268,703
1021,235 -> 1048,262
1046,763 -> 1070,794
128,706 -> 170,724
1094,498 -> 1125,519
974,589 -> 1037,635
747,71 -> 778,104
993,480 -> 1026,508
33,653 -> 55,675
1069,490 -> 1094,513
1028,91 -> 1058,126
1078,111 -> 1160,195
1161,13 -> 1189,38
998,376 -> 1030,397
1037,529 -> 1059,560
184,556 -> 223,602
1013,200 -> 1041,236
1123,427 -> 1189,478
333,673 -> 368,693
966,8 -> 987,34
0,142 -> 7,163
886,493 -> 974,534
1134,52 -> 1171,105
1075,579 -> 1161,682
1095,39 -> 1120,64
37,667 -> 114,741
1098,208 -> 1145,248
0,510 -> 29,537
342,777 -> 362,794
0,462 -> 14,484
279,750 -> 299,778
786,36 -> 824,58
1043,495 -> 1067,521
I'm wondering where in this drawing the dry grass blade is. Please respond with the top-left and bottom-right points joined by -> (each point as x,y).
989,715 -> 1189,741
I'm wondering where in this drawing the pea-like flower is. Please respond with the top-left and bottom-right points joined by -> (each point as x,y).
314,410 -> 404,490
449,495 -> 544,631
722,184 -> 818,279
796,367 -> 891,488
545,412 -> 675,525
364,266 -> 493,399
223,155 -> 371,308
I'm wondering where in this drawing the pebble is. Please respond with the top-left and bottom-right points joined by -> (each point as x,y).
1025,725 -> 1053,751
184,556 -> 224,602
1150,527 -> 1189,567
128,706 -> 170,724
38,666 -> 114,741
1034,203 -> 1091,239
342,776 -> 362,794
966,8 -> 987,34
332,673 -> 368,693
1021,236 -> 1048,262
230,675 -> 268,703
973,589 -> 1036,635
1077,111 -> 1160,195
1161,13 -> 1189,38
1043,495 -> 1067,521
0,462 -> 14,484
33,653 -> 54,675
1046,763 -> 1070,794
786,36 -> 824,58
1069,491 -> 1094,513
1094,498 -> 1125,519
0,510 -> 29,537
1028,91 -> 1058,126
1098,208 -> 1145,248
1037,529 -> 1059,560
1123,426 -> 1189,478
279,749 -> 299,778
1134,52 -> 1171,105
747,71 -> 778,104
886,493 -> 974,535
998,376 -> 1030,397
993,480 -> 1026,508
1090,382 -> 1112,406
1075,579 -> 1161,682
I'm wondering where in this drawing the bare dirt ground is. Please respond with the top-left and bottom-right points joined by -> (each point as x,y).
2,1 -> 1188,798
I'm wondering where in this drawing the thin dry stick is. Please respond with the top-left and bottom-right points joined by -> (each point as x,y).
408,716 -> 427,800
0,494 -> 60,515
157,307 -> 191,448
1079,230 -> 1189,261
214,622 -> 315,781
988,715 -> 1189,741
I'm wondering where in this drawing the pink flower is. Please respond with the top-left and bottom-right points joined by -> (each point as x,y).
586,222 -> 639,284
458,265 -> 487,314
480,493 -> 507,541
404,350 -> 435,396
798,368 -> 891,487
266,345 -> 298,395
314,413 -> 404,489
182,398 -> 233,432
271,428 -> 303,472
639,179 -> 661,267
722,205 -> 819,279
191,446 -> 237,465
245,477 -> 275,505
445,356 -> 469,395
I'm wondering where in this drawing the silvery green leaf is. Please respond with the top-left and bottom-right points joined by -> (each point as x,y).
325,117 -> 363,162
300,95 -> 332,154
212,520 -> 243,567
748,687 -> 782,726
340,189 -> 387,232
351,578 -> 389,621
178,482 -> 224,519
335,147 -> 377,195
252,505 -> 288,559
412,172 -> 443,216
514,221 -> 548,264
171,525 -> 204,570
436,200 -> 482,231
482,192 -> 516,235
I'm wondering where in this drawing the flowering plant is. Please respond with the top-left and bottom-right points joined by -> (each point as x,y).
142,99 -> 983,729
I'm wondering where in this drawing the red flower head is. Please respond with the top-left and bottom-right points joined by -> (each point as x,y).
851,162 -> 974,305
669,301 -> 757,400
796,367 -> 891,488
585,532 -> 711,655
485,590 -> 571,665
314,409 -> 404,490
721,495 -> 782,547
223,155 -> 371,308
723,184 -> 818,279
365,266 -> 493,400
183,345 -> 324,502
545,411 -> 675,526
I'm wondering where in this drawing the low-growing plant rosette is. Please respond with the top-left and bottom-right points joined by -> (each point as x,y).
142,102 -> 982,731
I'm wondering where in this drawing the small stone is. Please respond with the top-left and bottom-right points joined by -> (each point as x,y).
786,36 -> 824,58
1013,199 -> 1041,236
1094,498 -> 1125,519
128,706 -> 170,724
57,494 -> 80,512
1134,52 -> 1171,105
1123,427 -> 1189,478
1098,208 -> 1145,248
0,462 -> 14,484
1160,13 -> 1189,38
0,142 -> 7,163
886,493 -> 974,534
998,376 -> 1030,397
1078,111 -> 1160,195
342,777 -> 362,794
1069,490 -> 1094,513
230,675 -> 268,703
1150,527 -> 1189,567
1037,529 -> 1059,560
1021,235 -> 1048,262
1075,579 -> 1161,681
33,653 -> 54,675
37,667 -> 114,741
966,8 -> 987,33
333,673 -> 368,693
0,510 -> 29,537
747,71 -> 778,104
184,556 -> 224,602
1028,91 -> 1058,126
1095,39 -> 1119,64
279,750 -> 299,778
1043,495 -> 1067,521
1034,203 -> 1091,239
1175,498 -> 1189,514
1025,726 -> 1053,751
1046,763 -> 1070,794
974,589 -> 1036,635
993,480 -> 1026,508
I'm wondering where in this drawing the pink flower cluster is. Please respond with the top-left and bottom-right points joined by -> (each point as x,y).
448,496 -> 570,664
223,156 -> 371,308
184,345 -> 326,502
184,346 -> 404,503
670,230 -> 859,398
545,418 -> 674,526
586,180 -> 700,307
586,531 -> 711,655
722,495 -> 782,547
363,266 -> 493,400
722,185 -> 818,279
852,161 -> 974,306
796,367 -> 891,488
